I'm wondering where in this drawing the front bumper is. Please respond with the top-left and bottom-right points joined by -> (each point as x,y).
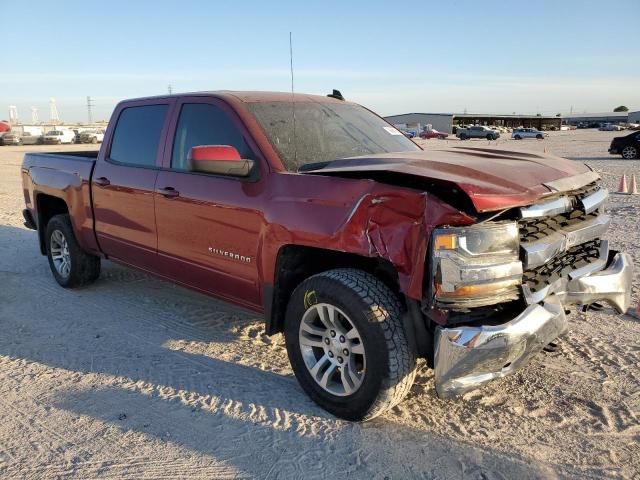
434,248 -> 633,399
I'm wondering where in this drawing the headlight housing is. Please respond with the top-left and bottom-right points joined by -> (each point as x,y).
432,222 -> 523,307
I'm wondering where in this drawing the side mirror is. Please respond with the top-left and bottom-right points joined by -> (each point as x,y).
187,145 -> 255,177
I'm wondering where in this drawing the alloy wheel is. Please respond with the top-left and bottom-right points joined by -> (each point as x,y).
622,146 -> 637,159
50,230 -> 71,278
298,303 -> 366,396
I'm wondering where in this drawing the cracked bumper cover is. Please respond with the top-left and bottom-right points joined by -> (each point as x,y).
434,250 -> 633,399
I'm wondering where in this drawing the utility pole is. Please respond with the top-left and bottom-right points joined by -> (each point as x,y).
168,84 -> 173,94
87,96 -> 95,124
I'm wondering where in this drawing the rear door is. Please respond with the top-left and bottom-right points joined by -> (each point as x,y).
153,97 -> 267,309
92,100 -> 174,270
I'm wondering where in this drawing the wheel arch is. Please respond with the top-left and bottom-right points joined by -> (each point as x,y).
35,193 -> 69,254
263,244 -> 401,336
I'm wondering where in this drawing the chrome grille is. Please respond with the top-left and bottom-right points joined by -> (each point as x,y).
518,182 -> 608,293
523,240 -> 600,293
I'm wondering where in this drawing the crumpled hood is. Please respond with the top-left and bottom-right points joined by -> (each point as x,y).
301,147 -> 599,212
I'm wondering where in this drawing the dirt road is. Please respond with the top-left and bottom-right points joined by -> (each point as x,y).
1,132 -> 638,479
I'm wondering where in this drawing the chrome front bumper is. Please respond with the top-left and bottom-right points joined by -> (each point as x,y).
434,248 -> 633,399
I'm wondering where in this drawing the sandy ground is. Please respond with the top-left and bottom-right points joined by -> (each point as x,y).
0,129 -> 638,479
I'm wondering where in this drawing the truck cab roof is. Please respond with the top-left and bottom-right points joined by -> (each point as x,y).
117,90 -> 352,106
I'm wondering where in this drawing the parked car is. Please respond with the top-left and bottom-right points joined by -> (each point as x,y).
599,124 -> 624,131
399,129 -> 415,138
419,128 -> 448,140
80,129 -> 106,144
21,132 -> 43,145
0,132 -> 41,145
512,128 -> 546,140
456,125 -> 500,140
1,132 -> 22,145
609,130 -> 640,159
21,91 -> 632,421
43,130 -> 75,144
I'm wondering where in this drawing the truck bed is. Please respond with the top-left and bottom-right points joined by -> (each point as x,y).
22,150 -> 99,255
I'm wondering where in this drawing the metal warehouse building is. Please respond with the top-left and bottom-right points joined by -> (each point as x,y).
384,112 -> 562,134
562,111 -> 629,125
628,111 -> 640,123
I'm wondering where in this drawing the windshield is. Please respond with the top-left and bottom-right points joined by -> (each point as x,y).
46,131 -> 61,135
246,101 -> 420,171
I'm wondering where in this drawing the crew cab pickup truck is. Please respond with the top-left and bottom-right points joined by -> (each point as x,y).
21,91 -> 633,421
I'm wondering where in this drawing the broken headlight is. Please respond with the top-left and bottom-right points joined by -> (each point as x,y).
432,222 -> 523,307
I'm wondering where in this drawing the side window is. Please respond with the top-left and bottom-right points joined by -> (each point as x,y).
109,104 -> 168,167
171,103 -> 253,170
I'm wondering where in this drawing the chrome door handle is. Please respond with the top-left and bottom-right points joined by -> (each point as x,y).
156,186 -> 180,198
94,176 -> 110,187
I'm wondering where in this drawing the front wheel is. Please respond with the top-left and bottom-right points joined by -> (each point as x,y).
459,134 -> 467,140
91,137 -> 98,144
622,146 -> 638,159
284,269 -> 417,421
536,134 -> 544,139
46,214 -> 101,288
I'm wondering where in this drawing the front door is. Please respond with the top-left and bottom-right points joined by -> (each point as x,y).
154,98 -> 267,309
92,101 -> 172,270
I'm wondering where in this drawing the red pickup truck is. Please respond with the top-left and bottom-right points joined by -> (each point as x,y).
21,91 -> 633,421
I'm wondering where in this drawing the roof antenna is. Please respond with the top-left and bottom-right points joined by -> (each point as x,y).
289,31 -> 297,165
327,89 -> 344,101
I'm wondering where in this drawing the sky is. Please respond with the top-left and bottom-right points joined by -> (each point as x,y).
1,0 -> 639,123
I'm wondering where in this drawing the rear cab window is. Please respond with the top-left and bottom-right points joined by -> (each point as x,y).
109,104 -> 169,167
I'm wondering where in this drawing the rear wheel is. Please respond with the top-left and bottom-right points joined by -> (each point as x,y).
46,214 -> 101,288
514,135 -> 522,140
622,146 -> 638,159
91,137 -> 98,144
284,268 -> 417,421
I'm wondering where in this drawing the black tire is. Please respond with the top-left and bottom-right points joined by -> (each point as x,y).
45,214 -> 101,288
459,133 -> 467,140
284,268 -> 417,421
536,134 -> 543,139
486,134 -> 493,140
514,135 -> 522,140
